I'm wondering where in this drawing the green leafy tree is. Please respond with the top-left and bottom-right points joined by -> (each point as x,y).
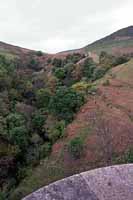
39,142 -> 52,159
52,58 -> 63,68
6,113 -> 25,130
54,68 -> 66,80
49,87 -> 85,122
83,58 -> 96,80
62,63 -> 76,86
66,53 -> 85,64
0,116 -> 7,137
6,113 -> 29,150
92,67 -> 107,81
9,126 -> 29,150
36,88 -> 51,109
48,120 -> 66,143
32,111 -> 46,133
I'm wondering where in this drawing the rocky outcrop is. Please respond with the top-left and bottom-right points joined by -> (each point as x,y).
22,164 -> 133,200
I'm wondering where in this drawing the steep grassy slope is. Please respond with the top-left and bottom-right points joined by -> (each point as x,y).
0,26 -> 133,200
10,59 -> 133,200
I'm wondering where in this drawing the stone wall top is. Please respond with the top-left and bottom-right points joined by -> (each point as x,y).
23,164 -> 133,200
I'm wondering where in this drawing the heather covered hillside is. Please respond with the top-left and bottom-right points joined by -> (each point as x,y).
59,26 -> 133,56
0,26 -> 133,200
85,26 -> 133,55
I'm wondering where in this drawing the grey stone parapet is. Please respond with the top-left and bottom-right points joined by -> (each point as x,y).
22,164 -> 133,200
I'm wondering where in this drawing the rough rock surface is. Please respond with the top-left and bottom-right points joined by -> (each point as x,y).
22,164 -> 133,200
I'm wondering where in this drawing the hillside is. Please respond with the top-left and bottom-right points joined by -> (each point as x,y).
85,26 -> 133,55
0,27 -> 133,200
56,26 -> 133,57
0,26 -> 133,61
0,41 -> 35,59
9,57 -> 133,199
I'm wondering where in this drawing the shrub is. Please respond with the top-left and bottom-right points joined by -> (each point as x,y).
63,63 -> 76,86
83,58 -> 96,80
113,56 -> 129,66
68,137 -> 84,159
30,133 -> 43,145
39,142 -> 52,159
6,113 -> 26,130
25,145 -> 40,166
36,88 -> 51,109
102,79 -> 110,86
25,142 -> 52,165
17,167 -> 29,180
6,113 -> 29,149
0,96 -> 10,116
9,126 -> 29,150
49,87 -> 85,122
47,58 -> 52,64
0,62 -> 13,91
99,51 -> 108,63
32,111 -> 46,133
28,58 -> 40,71
114,149 -> 133,164
99,51 -> 128,67
92,67 -> 107,81
88,85 -> 98,95
66,53 -> 85,64
117,149 -> 133,163
54,68 -> 66,80
52,58 -> 63,68
0,192 -> 6,200
0,116 -> 7,137
48,120 -> 66,143
36,51 -> 43,57
46,75 -> 59,93
72,81 -> 90,93
123,149 -> 133,163
99,51 -> 114,67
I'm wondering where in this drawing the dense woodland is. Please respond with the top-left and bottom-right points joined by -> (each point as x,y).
0,50 -> 132,199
